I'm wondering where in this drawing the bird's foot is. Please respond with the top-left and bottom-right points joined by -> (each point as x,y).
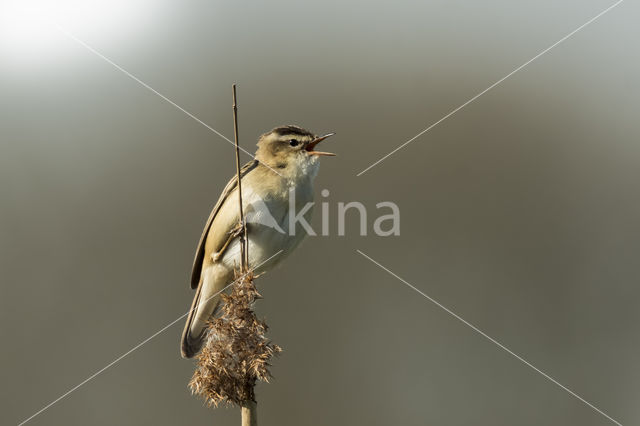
229,219 -> 249,238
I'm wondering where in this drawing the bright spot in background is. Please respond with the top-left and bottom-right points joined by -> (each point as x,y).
0,1 -> 55,52
0,0 -> 145,63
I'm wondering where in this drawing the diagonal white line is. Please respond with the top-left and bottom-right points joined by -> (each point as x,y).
356,0 -> 624,176
17,250 -> 283,426
356,249 -> 623,426
50,21 -> 283,177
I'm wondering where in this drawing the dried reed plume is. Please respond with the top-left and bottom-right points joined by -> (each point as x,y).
188,270 -> 281,407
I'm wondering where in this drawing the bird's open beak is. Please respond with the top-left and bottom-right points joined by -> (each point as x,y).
306,133 -> 336,156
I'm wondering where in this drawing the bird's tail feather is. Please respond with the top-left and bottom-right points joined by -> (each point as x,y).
180,281 -> 220,358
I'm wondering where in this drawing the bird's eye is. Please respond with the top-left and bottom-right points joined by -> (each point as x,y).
289,139 -> 299,147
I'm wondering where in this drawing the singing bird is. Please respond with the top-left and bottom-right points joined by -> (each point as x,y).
181,125 -> 335,358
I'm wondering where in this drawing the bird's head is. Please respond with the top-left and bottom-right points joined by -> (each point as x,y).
256,125 -> 335,180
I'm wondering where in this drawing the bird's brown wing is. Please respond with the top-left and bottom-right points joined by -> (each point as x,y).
190,160 -> 259,288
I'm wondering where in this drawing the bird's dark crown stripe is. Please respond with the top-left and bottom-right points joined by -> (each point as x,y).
271,126 -> 313,138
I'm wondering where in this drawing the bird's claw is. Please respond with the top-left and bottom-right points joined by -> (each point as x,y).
229,219 -> 247,237
212,220 -> 249,263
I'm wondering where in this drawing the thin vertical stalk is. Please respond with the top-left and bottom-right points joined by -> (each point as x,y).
232,83 -> 249,271
241,401 -> 257,426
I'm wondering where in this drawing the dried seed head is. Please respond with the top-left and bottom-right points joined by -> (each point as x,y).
189,271 -> 282,407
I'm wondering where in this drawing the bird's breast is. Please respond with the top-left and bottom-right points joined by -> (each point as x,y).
220,182 -> 315,273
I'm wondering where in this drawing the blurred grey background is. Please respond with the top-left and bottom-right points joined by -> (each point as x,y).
1,0 -> 639,424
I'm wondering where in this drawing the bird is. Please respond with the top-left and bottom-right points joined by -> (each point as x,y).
181,125 -> 335,358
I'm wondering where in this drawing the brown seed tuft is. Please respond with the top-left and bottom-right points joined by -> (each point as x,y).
189,271 -> 282,407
